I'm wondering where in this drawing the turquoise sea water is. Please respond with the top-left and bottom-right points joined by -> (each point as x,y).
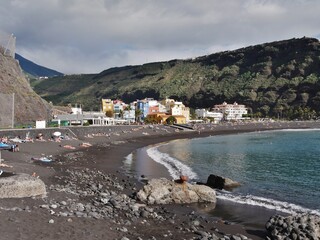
126,129 -> 320,215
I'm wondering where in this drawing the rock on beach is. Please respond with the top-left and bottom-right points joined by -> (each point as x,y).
206,174 -> 241,190
266,213 -> 320,240
137,178 -> 216,204
0,173 -> 46,198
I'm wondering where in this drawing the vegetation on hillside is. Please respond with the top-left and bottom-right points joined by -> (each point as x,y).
15,53 -> 63,78
31,37 -> 320,119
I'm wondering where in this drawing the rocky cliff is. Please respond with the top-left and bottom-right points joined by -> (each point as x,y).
0,50 -> 51,126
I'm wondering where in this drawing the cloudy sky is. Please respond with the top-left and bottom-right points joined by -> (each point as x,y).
1,0 -> 319,74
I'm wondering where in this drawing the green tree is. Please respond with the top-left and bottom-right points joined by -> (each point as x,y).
189,108 -> 197,120
124,105 -> 132,111
105,110 -> 114,118
165,116 -> 177,125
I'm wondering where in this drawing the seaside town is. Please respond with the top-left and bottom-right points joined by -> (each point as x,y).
1,2 -> 320,239
52,98 -> 248,128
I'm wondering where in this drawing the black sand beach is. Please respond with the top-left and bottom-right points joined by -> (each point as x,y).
1,121 -> 319,240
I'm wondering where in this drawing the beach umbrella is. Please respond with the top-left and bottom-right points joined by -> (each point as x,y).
52,131 -> 61,137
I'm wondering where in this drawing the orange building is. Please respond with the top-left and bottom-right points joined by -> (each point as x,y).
145,113 -> 169,124
145,113 -> 186,124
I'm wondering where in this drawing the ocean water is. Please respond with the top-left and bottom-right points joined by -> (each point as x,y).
125,129 -> 320,216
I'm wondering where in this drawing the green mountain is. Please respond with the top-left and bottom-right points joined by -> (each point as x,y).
31,37 -> 320,119
15,53 -> 63,78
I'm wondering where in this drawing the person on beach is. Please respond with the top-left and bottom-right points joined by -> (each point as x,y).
13,144 -> 19,152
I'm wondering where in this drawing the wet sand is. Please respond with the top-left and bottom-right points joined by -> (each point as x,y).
1,121 -> 319,240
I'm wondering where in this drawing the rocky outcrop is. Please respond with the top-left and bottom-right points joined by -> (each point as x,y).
266,214 -> 320,240
0,173 -> 46,198
137,178 -> 216,204
0,52 -> 51,125
206,174 -> 241,190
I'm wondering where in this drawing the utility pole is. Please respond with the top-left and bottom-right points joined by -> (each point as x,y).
12,93 -> 14,128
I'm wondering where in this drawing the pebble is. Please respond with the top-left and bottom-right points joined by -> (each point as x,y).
266,214 -> 320,240
192,220 -> 201,226
23,166 -> 263,240
48,219 -> 54,224
194,230 -> 209,238
50,204 -> 58,209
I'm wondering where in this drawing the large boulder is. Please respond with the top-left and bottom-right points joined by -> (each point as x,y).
0,173 -> 46,198
206,174 -> 240,190
266,214 -> 320,240
137,178 -> 216,204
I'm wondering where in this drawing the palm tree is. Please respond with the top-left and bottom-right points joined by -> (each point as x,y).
119,110 -> 124,119
124,105 -> 132,111
135,109 -> 142,122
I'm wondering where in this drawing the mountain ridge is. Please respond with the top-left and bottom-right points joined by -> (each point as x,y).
31,37 -> 320,119
15,53 -> 63,78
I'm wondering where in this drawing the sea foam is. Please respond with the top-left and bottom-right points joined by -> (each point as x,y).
146,145 -> 198,180
216,191 -> 320,216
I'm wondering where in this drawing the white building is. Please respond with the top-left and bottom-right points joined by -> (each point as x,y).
171,102 -> 184,116
123,110 -> 135,122
212,102 -> 248,121
54,112 -> 115,126
158,103 -> 166,113
70,104 -> 83,114
195,109 -> 223,122
113,100 -> 127,119
161,98 -> 190,122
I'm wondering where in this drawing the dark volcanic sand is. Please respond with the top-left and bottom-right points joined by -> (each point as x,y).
1,121 -> 319,240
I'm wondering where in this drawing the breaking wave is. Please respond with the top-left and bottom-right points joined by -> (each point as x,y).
216,191 -> 320,216
146,145 -> 198,180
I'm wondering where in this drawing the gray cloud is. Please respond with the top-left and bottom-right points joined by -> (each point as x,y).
0,0 -> 319,74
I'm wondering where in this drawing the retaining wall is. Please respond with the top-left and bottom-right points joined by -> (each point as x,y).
0,125 -> 140,140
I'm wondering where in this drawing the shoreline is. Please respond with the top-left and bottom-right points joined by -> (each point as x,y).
114,122 -> 320,232
1,121 -> 320,239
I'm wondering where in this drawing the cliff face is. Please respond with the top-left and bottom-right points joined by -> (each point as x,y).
0,51 -> 50,126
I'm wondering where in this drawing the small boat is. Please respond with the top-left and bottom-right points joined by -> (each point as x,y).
32,157 -> 53,163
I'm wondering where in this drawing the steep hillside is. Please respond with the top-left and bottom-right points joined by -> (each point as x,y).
15,53 -> 63,78
0,50 -> 51,126
32,37 -> 320,118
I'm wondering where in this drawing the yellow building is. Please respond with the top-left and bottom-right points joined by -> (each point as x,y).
174,115 -> 187,124
145,113 -> 186,124
102,99 -> 114,116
